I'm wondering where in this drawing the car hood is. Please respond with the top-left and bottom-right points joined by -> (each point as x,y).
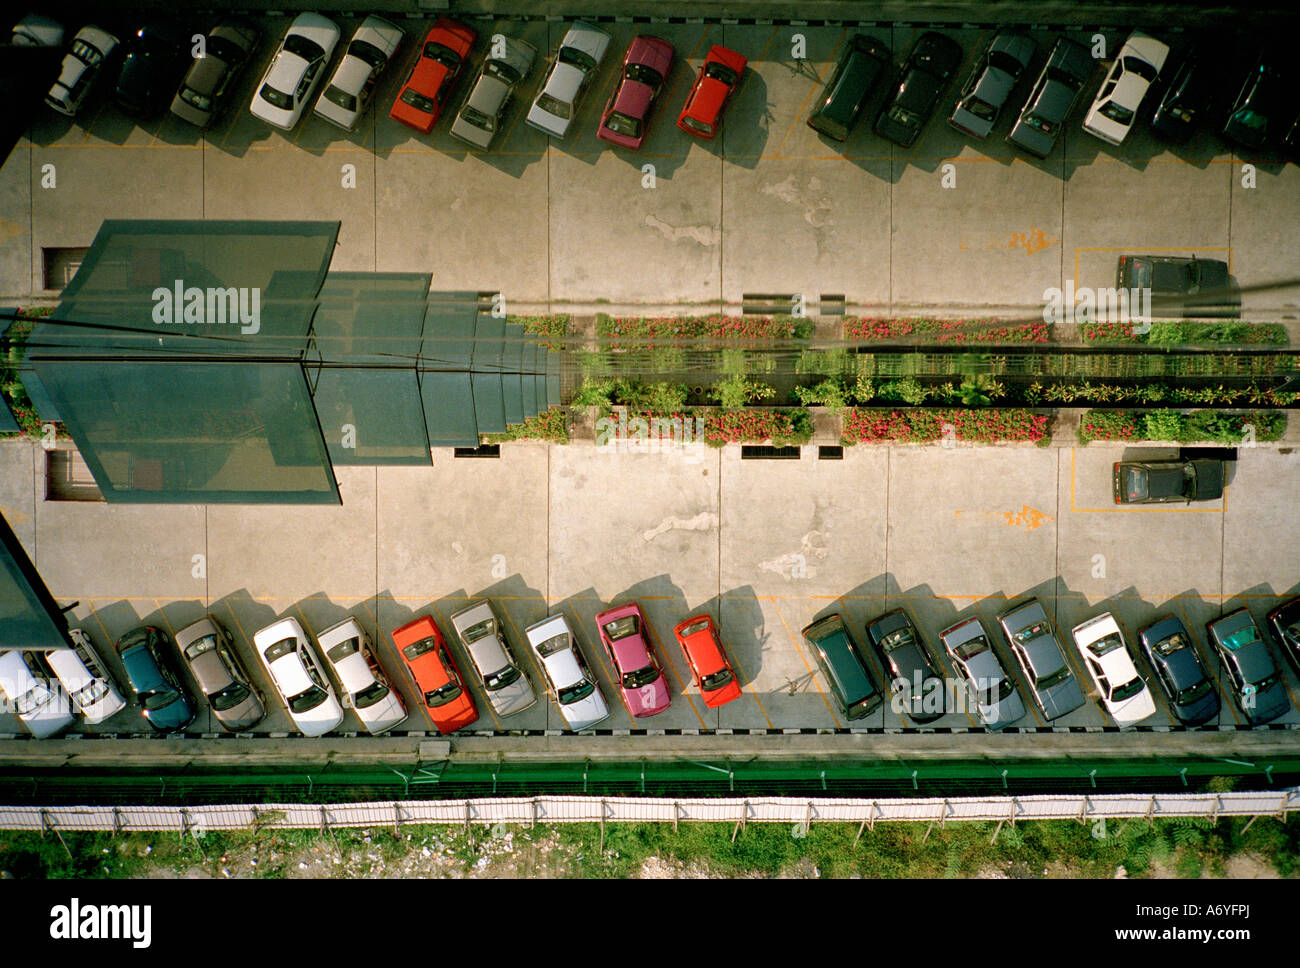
543,60 -> 585,103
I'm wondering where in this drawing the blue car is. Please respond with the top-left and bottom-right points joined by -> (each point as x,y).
116,626 -> 195,731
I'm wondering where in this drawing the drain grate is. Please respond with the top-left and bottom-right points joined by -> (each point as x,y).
454,444 -> 500,458
741,445 -> 802,460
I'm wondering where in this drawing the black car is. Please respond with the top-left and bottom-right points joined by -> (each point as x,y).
1007,36 -> 1093,158
114,23 -> 192,116
1112,458 -> 1225,504
1206,609 -> 1290,725
806,34 -> 891,142
1150,50 -> 1215,142
1266,597 -> 1300,673
800,613 -> 884,720
1137,615 -> 1220,725
873,31 -> 963,147
1115,253 -> 1240,318
864,608 -> 946,724
1222,52 -> 1285,150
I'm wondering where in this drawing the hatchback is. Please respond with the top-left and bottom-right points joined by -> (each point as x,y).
806,34 -> 891,141
449,36 -> 537,149
524,613 -> 610,730
596,35 -> 674,150
1007,36 -> 1093,157
389,17 -> 476,133
313,15 -> 404,131
1071,613 -> 1157,726
251,617 -> 344,736
115,626 -> 195,732
594,602 -> 671,717
997,599 -> 1086,721
449,599 -> 537,717
800,613 -> 883,720
873,31 -> 963,147
391,614 -> 478,733
170,21 -> 259,127
0,650 -> 74,738
864,608 -> 946,723
249,12 -> 340,130
676,45 -> 747,140
316,616 -> 408,733
673,613 -> 742,708
175,616 -> 265,731
1206,609 -> 1290,725
938,617 -> 1025,730
1137,615 -> 1219,725
46,629 -> 127,724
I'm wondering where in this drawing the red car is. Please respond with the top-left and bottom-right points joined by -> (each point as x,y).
389,17 -> 476,133
596,35 -> 674,150
391,614 -> 478,733
676,44 -> 747,139
673,613 -> 743,707
594,602 -> 671,717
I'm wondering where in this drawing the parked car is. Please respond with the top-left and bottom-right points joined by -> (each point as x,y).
864,608 -> 946,724
997,599 -> 1086,721
1149,49 -> 1214,142
391,614 -> 478,733
313,14 -> 403,131
676,44 -> 747,139
449,36 -> 537,149
1138,615 -> 1220,726
12,13 -> 64,47
1112,457 -> 1225,505
806,34 -> 891,141
800,613 -> 883,720
251,617 -> 344,736
524,613 -> 610,730
1115,253 -> 1240,318
45,25 -> 119,117
873,30 -> 963,147
673,613 -> 742,708
449,599 -> 537,717
316,616 -> 407,733
113,22 -> 191,116
1222,51 -> 1285,150
389,17 -> 476,134
0,650 -> 74,738
45,629 -> 126,724
1207,609 -> 1290,724
1082,30 -> 1170,146
1266,597 -> 1300,673
249,12 -> 340,130
175,616 -> 265,731
170,20 -> 259,127
526,21 -> 611,139
594,602 -> 670,717
938,617 -> 1025,730
596,34 -> 674,150
1007,36 -> 1093,158
115,626 -> 194,732
1071,613 -> 1157,725
949,30 -> 1035,139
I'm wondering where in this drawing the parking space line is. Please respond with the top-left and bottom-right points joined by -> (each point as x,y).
221,601 -> 253,652
151,599 -> 178,640
79,105 -> 107,144
642,617 -> 708,729
1070,449 -> 1227,514
88,607 -> 114,651
768,595 -> 842,728
772,28 -> 846,156
724,647 -> 774,729
749,25 -> 780,64
659,26 -> 713,120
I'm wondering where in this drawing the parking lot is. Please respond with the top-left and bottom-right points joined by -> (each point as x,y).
1,16 -> 1298,310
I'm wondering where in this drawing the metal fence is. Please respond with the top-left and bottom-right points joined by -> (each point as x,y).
2,787 -> 1296,834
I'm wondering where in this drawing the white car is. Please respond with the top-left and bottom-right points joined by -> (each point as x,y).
45,629 -> 127,724
45,25 -> 118,117
525,21 -> 611,138
1082,31 -> 1169,146
449,36 -> 536,150
315,616 -> 407,733
250,12 -> 340,130
0,650 -> 74,738
523,614 -> 609,730
1071,613 -> 1157,725
251,617 -> 344,736
312,14 -> 403,131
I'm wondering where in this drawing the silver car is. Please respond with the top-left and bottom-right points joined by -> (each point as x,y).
526,22 -> 611,138
175,616 -> 266,731
449,600 -> 537,717
449,36 -> 537,149
938,617 -> 1025,730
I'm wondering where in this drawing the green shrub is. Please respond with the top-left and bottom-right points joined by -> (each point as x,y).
794,379 -> 851,412
640,382 -> 690,412
572,378 -> 617,408
710,375 -> 775,409
1142,409 -> 1185,441
877,377 -> 928,405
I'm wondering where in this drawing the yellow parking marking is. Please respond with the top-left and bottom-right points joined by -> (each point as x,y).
221,601 -> 253,652
88,607 -> 114,651
151,599 -> 178,639
723,645 -> 774,729
750,25 -> 781,64
772,27 -> 846,156
953,504 -> 1053,530
769,595 -> 842,727
1070,449 -> 1228,513
659,26 -> 713,121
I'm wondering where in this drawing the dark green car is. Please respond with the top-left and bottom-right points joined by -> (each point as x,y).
801,613 -> 883,720
806,35 -> 891,142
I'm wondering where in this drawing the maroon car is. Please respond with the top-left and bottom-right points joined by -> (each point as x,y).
596,35 -> 674,150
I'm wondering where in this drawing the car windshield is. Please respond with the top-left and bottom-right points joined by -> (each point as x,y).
289,685 -> 328,713
425,682 -> 462,707
604,111 -> 642,137
887,105 -> 921,127
622,665 -> 659,689
1155,633 -> 1189,656
283,34 -> 324,62
424,42 -> 459,69
1087,633 -> 1124,657
701,667 -> 734,691
1282,622 -> 1300,646
322,85 -> 358,112
259,83 -> 293,110
625,63 -> 663,89
705,62 -> 738,85
1251,673 -> 1278,691
327,637 -> 362,662
458,103 -> 493,128
559,678 -> 595,705
185,635 -> 218,660
461,618 -> 495,643
1037,666 -> 1071,690
1013,621 -> 1051,646
880,626 -> 915,652
536,633 -> 569,657
978,677 -> 1014,705
965,97 -> 996,120
15,687 -> 49,716
1175,679 -> 1212,704
142,689 -> 178,712
400,88 -> 436,113
1023,113 -> 1055,133
265,638 -> 297,662
211,682 -> 250,711
483,664 -> 521,691
558,46 -> 596,73
681,115 -> 713,134
1100,101 -> 1135,124
1111,677 -> 1145,702
350,39 -> 388,70
485,59 -> 522,85
180,87 -> 212,110
354,681 -> 390,709
1232,108 -> 1268,131
74,679 -> 109,705
678,619 -> 710,638
953,635 -> 990,659
207,36 -> 242,64
1221,626 -> 1259,650
536,93 -> 570,118
402,636 -> 438,660
1122,56 -> 1159,83
603,616 -> 638,640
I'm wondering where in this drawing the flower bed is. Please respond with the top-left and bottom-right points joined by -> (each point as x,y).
625,408 -> 813,446
597,313 -> 812,344
1080,320 -> 1289,345
844,316 -> 1049,344
483,408 -> 569,444
841,408 -> 1050,444
1076,409 -> 1287,444
2,309 -> 59,438
510,314 -> 569,351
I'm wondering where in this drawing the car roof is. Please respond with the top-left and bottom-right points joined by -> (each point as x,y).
679,619 -> 727,674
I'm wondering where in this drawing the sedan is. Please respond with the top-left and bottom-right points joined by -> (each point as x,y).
1266,597 -> 1300,673
113,22 -> 192,116
673,614 -> 742,708
391,614 -> 478,733
1149,49 -> 1214,142
806,34 -> 892,141
449,36 -> 537,149
949,30 -> 1035,139
1071,613 -> 1157,726
873,31 -> 963,147
1007,36 -> 1094,158
1207,609 -> 1291,725
594,602 -> 670,717
526,21 -> 612,139
0,651 -> 74,738
1112,457 -> 1225,505
596,35 -> 674,150
249,12 -> 340,131
938,617 -> 1025,730
449,599 -> 537,717
389,17 -> 476,134
1222,52 -> 1285,150
1082,30 -> 1169,145
46,629 -> 126,724
175,616 -> 265,731
115,626 -> 195,732
524,613 -> 610,730
676,44 -> 747,139
251,617 -> 344,737
864,608 -> 946,724
170,20 -> 259,128
313,14 -> 404,131
45,25 -> 119,117
316,617 -> 407,733
1138,615 -> 1220,726
997,599 -> 1086,721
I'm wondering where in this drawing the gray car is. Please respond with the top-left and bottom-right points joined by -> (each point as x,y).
1007,36 -> 1093,158
169,21 -> 259,128
949,30 -> 1035,139
939,617 -> 1026,730
449,599 -> 537,717
175,616 -> 266,730
449,36 -> 537,149
997,599 -> 1086,721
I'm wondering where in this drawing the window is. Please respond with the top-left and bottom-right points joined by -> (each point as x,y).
535,93 -> 570,119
